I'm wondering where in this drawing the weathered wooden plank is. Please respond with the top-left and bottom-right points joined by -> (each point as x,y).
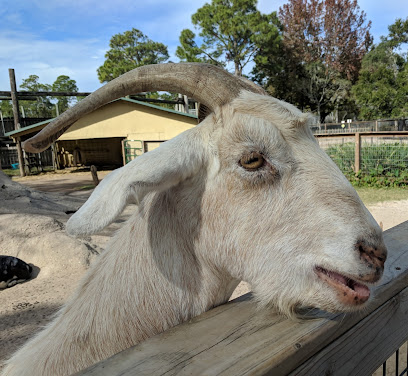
76,221 -> 408,376
9,69 -> 25,177
290,286 -> 408,376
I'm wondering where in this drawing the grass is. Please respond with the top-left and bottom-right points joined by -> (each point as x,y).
2,167 -> 56,178
355,187 -> 408,205
2,168 -> 21,177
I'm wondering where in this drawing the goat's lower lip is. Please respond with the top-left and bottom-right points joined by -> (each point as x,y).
315,266 -> 370,305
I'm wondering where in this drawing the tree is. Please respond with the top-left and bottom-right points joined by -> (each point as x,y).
254,0 -> 372,121
0,100 -> 13,118
2,75 -> 79,120
97,28 -> 169,83
352,18 -> 408,119
19,75 -> 53,117
175,29 -> 223,65
52,75 -> 79,114
178,0 -> 280,76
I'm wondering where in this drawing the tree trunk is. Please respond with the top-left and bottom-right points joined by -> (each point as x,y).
234,61 -> 242,76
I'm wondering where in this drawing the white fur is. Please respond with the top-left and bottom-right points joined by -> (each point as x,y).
2,91 -> 386,376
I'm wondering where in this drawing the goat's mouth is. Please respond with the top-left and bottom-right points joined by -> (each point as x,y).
315,266 -> 370,306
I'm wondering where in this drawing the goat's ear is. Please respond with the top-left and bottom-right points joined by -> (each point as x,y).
66,129 -> 205,236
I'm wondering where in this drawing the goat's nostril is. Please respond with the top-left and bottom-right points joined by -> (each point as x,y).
357,241 -> 387,267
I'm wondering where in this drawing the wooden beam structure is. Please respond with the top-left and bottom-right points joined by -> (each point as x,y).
8,69 -> 25,177
0,90 -> 91,98
0,91 -> 194,105
76,221 -> 408,376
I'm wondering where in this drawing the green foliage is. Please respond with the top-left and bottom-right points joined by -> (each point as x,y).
180,0 -> 280,76
0,100 -> 13,117
387,17 -> 408,47
143,92 -> 178,110
326,143 -> 408,187
20,75 -> 53,117
352,17 -> 408,120
254,0 -> 372,122
175,29 -> 223,65
1,75 -> 79,119
52,75 -> 79,113
97,28 -> 169,83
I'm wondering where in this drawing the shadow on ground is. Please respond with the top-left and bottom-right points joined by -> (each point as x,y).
0,303 -> 61,368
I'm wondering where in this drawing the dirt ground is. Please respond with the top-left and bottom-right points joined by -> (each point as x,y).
1,170 -> 407,373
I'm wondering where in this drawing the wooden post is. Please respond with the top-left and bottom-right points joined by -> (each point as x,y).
90,165 -> 99,186
16,137 -> 25,176
183,95 -> 189,114
0,110 -> 5,137
355,132 -> 361,173
121,139 -> 127,166
375,120 -> 378,132
177,94 -> 183,112
9,68 -> 25,177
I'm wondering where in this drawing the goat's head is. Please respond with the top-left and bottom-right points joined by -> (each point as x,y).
24,63 -> 387,317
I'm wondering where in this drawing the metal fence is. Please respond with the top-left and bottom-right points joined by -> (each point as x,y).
374,341 -> 408,376
312,118 -> 408,135
0,145 -> 54,171
0,146 -> 18,168
317,134 -> 408,175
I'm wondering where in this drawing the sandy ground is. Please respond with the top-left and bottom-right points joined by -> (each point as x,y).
1,170 -> 407,373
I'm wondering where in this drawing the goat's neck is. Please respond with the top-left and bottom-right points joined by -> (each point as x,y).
2,191 -> 239,376
74,190 -> 238,344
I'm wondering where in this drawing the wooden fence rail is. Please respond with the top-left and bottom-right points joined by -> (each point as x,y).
76,221 -> 408,376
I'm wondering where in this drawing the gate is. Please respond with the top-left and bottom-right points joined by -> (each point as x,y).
123,140 -> 143,164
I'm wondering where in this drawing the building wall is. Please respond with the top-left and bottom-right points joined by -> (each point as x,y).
58,101 -> 197,142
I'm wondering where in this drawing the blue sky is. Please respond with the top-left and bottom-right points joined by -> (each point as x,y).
1,0 -> 407,92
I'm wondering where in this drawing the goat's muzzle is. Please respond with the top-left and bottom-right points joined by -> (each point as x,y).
315,266 -> 371,306
356,240 -> 387,283
314,238 -> 387,307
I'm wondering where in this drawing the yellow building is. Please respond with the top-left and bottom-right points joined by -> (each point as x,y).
6,98 -> 198,168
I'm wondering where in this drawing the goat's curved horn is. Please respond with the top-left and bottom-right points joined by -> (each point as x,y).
23,63 -> 267,153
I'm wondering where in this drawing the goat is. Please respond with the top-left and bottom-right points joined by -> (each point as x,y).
2,63 -> 387,376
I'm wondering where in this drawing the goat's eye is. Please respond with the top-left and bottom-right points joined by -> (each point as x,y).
240,152 -> 265,170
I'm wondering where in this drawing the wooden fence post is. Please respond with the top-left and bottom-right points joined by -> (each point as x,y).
121,140 -> 126,166
183,95 -> 189,113
90,165 -> 99,186
355,132 -> 361,173
9,68 -> 25,177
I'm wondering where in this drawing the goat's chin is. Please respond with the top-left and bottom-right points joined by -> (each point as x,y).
278,294 -> 371,321
254,279 -> 372,321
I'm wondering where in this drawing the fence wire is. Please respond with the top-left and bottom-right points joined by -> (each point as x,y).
312,118 -> 408,135
318,136 -> 408,177
360,138 -> 408,175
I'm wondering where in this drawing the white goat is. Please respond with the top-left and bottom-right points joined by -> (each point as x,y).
2,63 -> 387,376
